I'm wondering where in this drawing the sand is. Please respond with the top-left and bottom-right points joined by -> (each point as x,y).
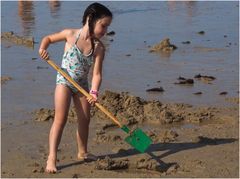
1,90 -> 239,178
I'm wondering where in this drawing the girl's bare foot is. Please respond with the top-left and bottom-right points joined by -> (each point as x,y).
45,156 -> 57,173
77,152 -> 98,162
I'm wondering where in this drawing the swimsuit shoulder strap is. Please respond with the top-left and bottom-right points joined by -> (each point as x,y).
74,29 -> 81,44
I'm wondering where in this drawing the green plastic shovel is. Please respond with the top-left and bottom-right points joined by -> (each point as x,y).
46,59 -> 152,153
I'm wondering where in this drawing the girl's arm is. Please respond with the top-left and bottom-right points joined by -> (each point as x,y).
38,29 -> 72,60
89,43 -> 105,101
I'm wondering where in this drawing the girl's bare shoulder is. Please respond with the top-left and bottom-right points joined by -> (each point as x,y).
94,39 -> 105,54
61,28 -> 79,37
60,28 -> 79,44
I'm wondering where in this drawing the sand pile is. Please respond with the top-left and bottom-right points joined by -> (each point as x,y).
34,90 -> 217,128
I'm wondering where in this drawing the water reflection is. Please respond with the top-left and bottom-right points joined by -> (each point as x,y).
159,51 -> 172,59
167,1 -> 197,24
18,0 -> 61,36
49,0 -> 61,18
18,1 -> 35,37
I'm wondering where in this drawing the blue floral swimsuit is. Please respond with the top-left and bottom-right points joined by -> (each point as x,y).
56,29 -> 95,94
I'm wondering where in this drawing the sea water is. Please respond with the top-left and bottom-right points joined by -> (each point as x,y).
1,1 -> 239,121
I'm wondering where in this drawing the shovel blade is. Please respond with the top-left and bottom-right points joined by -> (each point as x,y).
124,128 -> 152,153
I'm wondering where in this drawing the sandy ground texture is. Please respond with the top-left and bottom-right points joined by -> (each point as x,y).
1,90 -> 239,178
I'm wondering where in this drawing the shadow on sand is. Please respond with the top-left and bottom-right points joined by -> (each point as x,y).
58,136 -> 237,171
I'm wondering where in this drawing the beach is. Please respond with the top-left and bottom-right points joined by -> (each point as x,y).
1,91 -> 239,177
1,1 -> 239,178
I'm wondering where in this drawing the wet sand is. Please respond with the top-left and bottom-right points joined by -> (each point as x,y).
1,91 -> 239,178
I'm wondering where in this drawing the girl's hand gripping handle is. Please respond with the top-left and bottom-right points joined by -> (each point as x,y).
39,48 -> 50,61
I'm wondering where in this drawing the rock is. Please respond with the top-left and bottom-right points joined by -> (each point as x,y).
146,87 -> 164,92
182,41 -> 191,44
193,92 -> 202,95
1,31 -> 34,48
37,66 -> 49,70
1,76 -> 12,84
106,31 -> 115,36
194,74 -> 216,82
174,77 -> 194,85
149,38 -> 177,53
219,91 -> 228,95
198,31 -> 205,35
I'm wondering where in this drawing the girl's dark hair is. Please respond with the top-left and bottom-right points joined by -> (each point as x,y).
82,2 -> 112,36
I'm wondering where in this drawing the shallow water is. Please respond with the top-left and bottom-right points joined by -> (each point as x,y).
1,1 -> 239,122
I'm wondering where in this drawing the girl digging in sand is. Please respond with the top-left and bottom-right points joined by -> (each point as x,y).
38,2 -> 112,173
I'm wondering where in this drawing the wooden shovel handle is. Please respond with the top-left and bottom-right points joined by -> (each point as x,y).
46,59 -> 122,128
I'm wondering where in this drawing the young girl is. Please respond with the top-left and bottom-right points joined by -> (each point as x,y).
38,2 -> 112,173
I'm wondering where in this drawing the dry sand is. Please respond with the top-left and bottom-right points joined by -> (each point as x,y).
1,90 -> 239,178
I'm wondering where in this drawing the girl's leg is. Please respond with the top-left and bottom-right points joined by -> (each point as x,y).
46,85 -> 72,173
72,93 -> 91,158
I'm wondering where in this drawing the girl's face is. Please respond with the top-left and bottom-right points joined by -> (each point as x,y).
93,16 -> 112,39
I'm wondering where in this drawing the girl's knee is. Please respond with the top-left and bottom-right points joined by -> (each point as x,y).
53,117 -> 67,128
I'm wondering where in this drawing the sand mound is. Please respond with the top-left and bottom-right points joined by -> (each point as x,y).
33,90 -> 216,127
